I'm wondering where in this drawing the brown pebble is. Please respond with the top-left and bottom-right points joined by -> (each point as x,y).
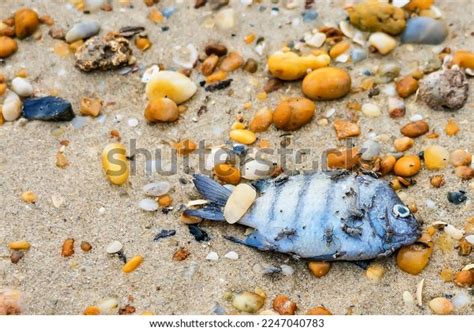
273,97 -> 315,131
333,119 -> 360,139
61,238 -> 75,257
0,36 -> 18,58
308,261 -> 331,278
243,58 -> 258,73
10,251 -> 24,264
249,107 -> 272,133
118,304 -> 136,315
326,148 -> 360,170
397,239 -> 433,275
172,247 -> 190,261
201,54 -> 219,76
430,175 -> 445,188
455,166 -> 474,180
400,120 -> 429,138
389,106 -> 406,119
396,76 -> 418,98
80,241 -> 92,252
194,0 -> 207,9
272,295 -> 297,315
394,137 -> 414,152
302,67 -> 351,101
80,97 -> 102,117
205,43 -> 228,57
56,152 -> 69,168
394,155 -> 421,177
145,98 -> 179,122
306,306 -> 332,315
220,52 -> 244,72
380,155 -> 396,175
450,149 -> 472,167
263,78 -> 283,93
454,270 -> 474,287
457,238 -> 472,256
14,8 -> 39,39
444,119 -> 460,136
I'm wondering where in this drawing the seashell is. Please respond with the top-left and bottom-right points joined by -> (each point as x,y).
304,32 -> 326,48
141,65 -> 160,83
403,291 -> 415,306
11,77 -> 33,97
173,44 -> 198,69
352,31 -> 366,46
223,183 -> 256,224
143,182 -> 171,197
106,240 -> 123,254
369,32 -> 397,55
224,251 -> 239,260
186,199 -> 209,208
65,21 -> 101,43
462,264 -> 474,271
361,139 -> 381,160
139,198 -> 158,211
416,278 -> 424,306
429,297 -> 454,315
145,70 -> 197,105
465,235 -> 474,245
242,159 -> 273,180
401,17 -> 448,45
2,91 -> 23,121
22,96 -> 74,121
206,251 -> 219,261
339,20 -> 355,38
444,224 -> 464,240
452,293 -> 470,310
392,0 -> 410,7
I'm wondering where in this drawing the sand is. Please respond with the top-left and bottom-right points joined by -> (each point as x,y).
0,0 -> 473,315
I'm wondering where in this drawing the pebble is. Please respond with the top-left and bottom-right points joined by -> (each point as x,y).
428,297 -> 453,315
280,264 -> 294,276
454,270 -> 473,287
101,143 -> 129,185
145,97 -> 179,122
205,43 -> 228,57
0,36 -> 18,58
122,255 -> 143,273
106,240 -> 123,254
308,261 -> 331,278
447,191 -> 467,205
380,155 -> 396,175
14,8 -> 39,39
418,69 -> 469,111
80,241 -> 92,252
400,120 -> 429,138
351,47 -> 368,63
267,51 -> 330,81
66,21 -> 101,43
80,97 -> 102,117
8,240 -> 31,250
361,103 -> 381,117
224,251 -> 239,260
361,140 -> 381,161
452,293 -> 470,310
306,306 -> 332,315
10,251 -> 24,264
214,164 -> 241,185
445,120 -> 460,136
143,182 -> 171,197
366,263 -> 385,281
205,148 -> 230,171
220,52 -> 244,72
272,97 -> 315,131
396,76 -> 418,98
249,107 -> 272,133
304,32 -> 326,48
424,145 -> 449,170
229,129 -> 256,145
333,120 -> 360,139
394,137 -> 414,152
302,67 -> 351,100
452,50 -> 474,70
215,8 -> 235,30
401,17 -> 448,45
347,1 -> 406,35
22,96 -> 75,121
2,91 -> 23,121
272,295 -> 297,315
97,297 -> 118,315
375,62 -> 400,83
139,198 -> 159,212
394,155 -> 421,177
206,251 -> 219,261
242,159 -> 273,180
326,147 -> 361,170
61,238 -> 75,257
224,183 -> 256,224
146,71 -> 197,105
368,32 -> 397,55
388,97 -> 405,118
232,291 -> 264,313
173,44 -> 198,69
397,239 -> 432,274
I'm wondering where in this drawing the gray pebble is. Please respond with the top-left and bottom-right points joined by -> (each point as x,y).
66,21 -> 101,43
401,17 -> 448,45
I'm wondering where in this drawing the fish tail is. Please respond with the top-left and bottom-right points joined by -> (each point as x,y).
183,175 -> 232,221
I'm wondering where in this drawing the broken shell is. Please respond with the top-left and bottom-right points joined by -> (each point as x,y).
173,44 -> 198,69
65,21 -> 101,43
139,198 -> 158,212
428,297 -> 453,315
403,291 -> 415,306
416,278 -> 424,306
401,17 -> 448,45
143,182 -> 171,197
223,184 -> 256,224
304,32 -> 326,48
141,65 -> 160,83
145,71 -> 197,105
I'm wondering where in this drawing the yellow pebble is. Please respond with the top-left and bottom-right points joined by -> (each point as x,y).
206,70 -> 228,84
267,51 -> 330,81
256,91 -> 267,101
244,33 -> 256,44
444,119 -> 459,136
8,240 -> 31,250
122,255 -> 144,273
146,71 -> 197,105
101,143 -> 129,185
231,122 -> 246,130
21,191 -> 37,203
229,129 -> 256,145
329,41 -> 350,58
366,263 -> 385,280
452,50 -> 474,69
424,145 -> 449,170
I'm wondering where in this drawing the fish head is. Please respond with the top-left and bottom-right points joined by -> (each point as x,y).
381,186 -> 421,246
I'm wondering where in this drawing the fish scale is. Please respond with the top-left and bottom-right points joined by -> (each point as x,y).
187,172 -> 421,261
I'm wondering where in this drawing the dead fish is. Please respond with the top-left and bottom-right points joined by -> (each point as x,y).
184,171 -> 421,261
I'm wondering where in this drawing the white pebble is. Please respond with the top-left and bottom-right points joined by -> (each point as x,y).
143,181 -> 171,197
452,292 -> 471,310
206,251 -> 219,261
369,32 -> 397,55
362,103 -> 381,117
106,240 -> 123,254
224,251 -> 239,260
224,184 -> 256,224
65,21 -> 100,43
242,159 -> 272,180
11,77 -> 33,97
361,140 -> 381,161
127,117 -> 139,127
84,0 -> 105,11
2,91 -> 22,121
410,114 -> 423,121
215,8 -> 235,30
139,198 -> 158,212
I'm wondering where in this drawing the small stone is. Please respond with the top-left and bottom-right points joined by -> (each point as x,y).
272,295 -> 297,315
306,306 -> 332,315
215,8 -> 235,30
21,191 -> 37,203
220,52 -> 244,72
146,71 -> 197,105
242,159 -> 272,180
430,175 -> 445,188
376,62 -> 401,83
65,21 -> 101,43
347,1 -> 406,35
11,77 -> 33,97
48,27 -> 66,40
302,67 -> 351,100
366,263 -> 385,280
396,76 -> 418,98
397,239 -> 433,275
106,240 -> 123,254
388,97 -> 406,118
368,32 -> 397,55
206,251 -> 219,261
101,143 -> 129,185
224,184 -> 256,223
394,137 -> 414,152
455,166 -> 474,180
326,148 -> 360,170
418,69 -> 469,111
308,261 -> 331,278
173,247 -> 190,261
401,17 -> 448,45
428,297 -> 454,315
14,8 -> 40,39
452,50 -> 474,70
201,54 -> 219,76
452,293 -> 470,310
139,198 -> 159,211
80,97 -> 102,117
361,103 -> 381,117
232,291 -> 265,313
454,270 -> 474,287
214,164 -> 241,185
22,96 -> 75,121
445,120 -> 460,136
224,251 -> 239,260
1,91 -> 22,121
10,250 -> 24,264
361,140 -> 381,161
280,264 -> 294,276
447,191 -> 467,205
61,238 -> 75,257
249,107 -> 272,133
268,51 -> 330,81
80,241 -> 92,252
229,129 -> 256,145
424,145 -> 449,170
243,58 -> 258,73
333,120 -> 360,139
400,120 -> 429,138
0,36 -> 18,58
205,43 -> 228,57
272,97 -> 315,131
145,97 -> 179,122
394,155 -> 421,177
122,255 -> 144,273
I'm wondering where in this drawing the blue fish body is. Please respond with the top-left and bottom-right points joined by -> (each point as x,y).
185,172 -> 421,261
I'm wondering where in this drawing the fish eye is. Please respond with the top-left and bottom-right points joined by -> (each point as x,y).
392,204 -> 410,218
